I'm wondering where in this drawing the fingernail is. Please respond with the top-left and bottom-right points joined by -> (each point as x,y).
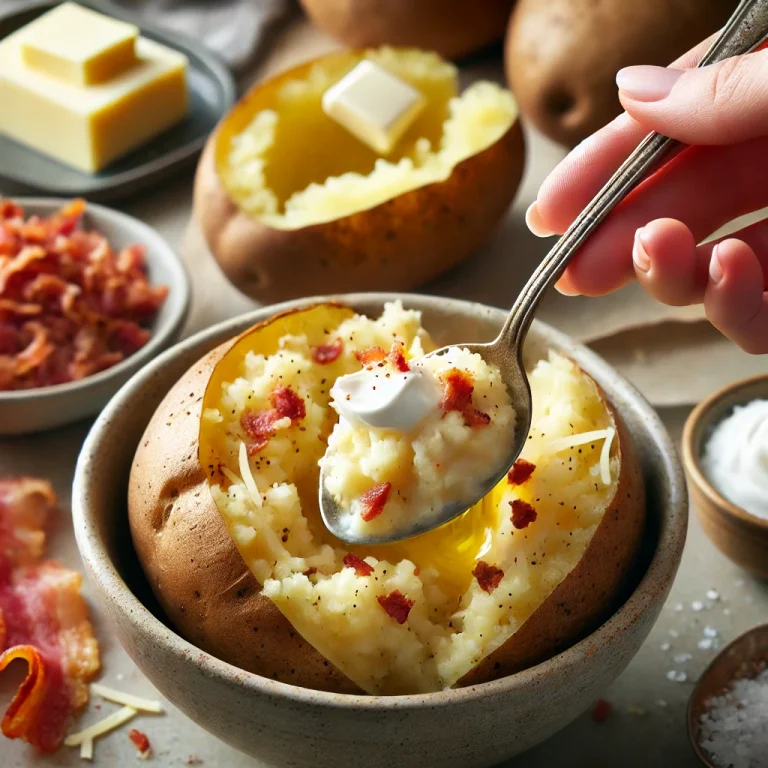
616,65 -> 684,102
710,244 -> 724,284
633,228 -> 650,272
525,202 -> 557,238
555,282 -> 580,297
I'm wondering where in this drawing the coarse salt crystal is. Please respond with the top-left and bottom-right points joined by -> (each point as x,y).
692,600 -> 705,612
661,642 -> 671,652
674,603 -> 684,612
674,653 -> 692,664
666,670 -> 688,683
704,626 -> 719,638
706,589 -> 721,601
698,669 -> 768,768
699,638 -> 715,651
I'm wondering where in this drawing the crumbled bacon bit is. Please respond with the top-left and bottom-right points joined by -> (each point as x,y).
311,338 -> 343,365
387,341 -> 409,372
591,699 -> 612,724
303,567 -> 318,577
355,346 -> 386,366
439,368 -> 490,427
508,459 -> 536,486
129,728 -> 151,756
377,590 -> 414,624
472,561 -> 504,593
343,553 -> 374,576
271,385 -> 306,421
0,199 -> 167,390
0,477 -> 100,752
360,482 -> 391,522
510,499 -> 537,529
240,386 -> 306,455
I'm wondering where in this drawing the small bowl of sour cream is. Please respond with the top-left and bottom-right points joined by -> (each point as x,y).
683,374 -> 768,578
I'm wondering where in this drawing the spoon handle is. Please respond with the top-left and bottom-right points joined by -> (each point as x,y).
498,0 -> 768,349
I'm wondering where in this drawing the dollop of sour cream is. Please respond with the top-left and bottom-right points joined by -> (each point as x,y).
330,363 -> 442,431
703,399 -> 768,519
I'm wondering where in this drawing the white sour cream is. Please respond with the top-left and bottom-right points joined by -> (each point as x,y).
703,399 -> 768,520
330,364 -> 441,431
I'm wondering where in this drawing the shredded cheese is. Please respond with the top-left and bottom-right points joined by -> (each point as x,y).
80,737 -> 93,760
64,706 -> 137,747
599,427 -> 616,485
90,683 -> 164,713
547,429 -> 611,455
220,466 -> 242,487
239,441 -> 262,507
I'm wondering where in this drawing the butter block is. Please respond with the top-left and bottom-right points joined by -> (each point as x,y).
20,3 -> 139,86
322,60 -> 425,154
0,34 -> 188,173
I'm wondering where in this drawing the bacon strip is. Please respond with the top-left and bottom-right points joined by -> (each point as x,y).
359,482 -> 391,522
0,477 -> 100,752
0,199 -> 167,391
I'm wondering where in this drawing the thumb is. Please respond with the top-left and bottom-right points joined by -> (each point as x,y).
616,50 -> 768,145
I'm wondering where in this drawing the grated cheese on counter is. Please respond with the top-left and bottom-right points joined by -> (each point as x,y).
90,682 -> 164,713
64,705 -> 137,747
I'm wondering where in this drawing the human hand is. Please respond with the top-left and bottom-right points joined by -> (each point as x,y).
526,36 -> 768,354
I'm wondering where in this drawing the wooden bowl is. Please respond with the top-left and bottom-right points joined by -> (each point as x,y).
682,374 -> 768,578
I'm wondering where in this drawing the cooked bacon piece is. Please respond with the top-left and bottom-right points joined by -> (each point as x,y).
0,199 -> 167,391
591,699 -> 612,724
472,561 -> 504,594
439,368 -> 491,428
507,459 -> 536,486
510,499 -> 537,529
342,553 -> 374,577
0,477 -> 100,752
311,338 -> 343,365
354,346 -> 387,366
359,482 -> 391,522
376,590 -> 414,624
129,728 -> 151,756
387,341 -> 409,372
271,385 -> 306,422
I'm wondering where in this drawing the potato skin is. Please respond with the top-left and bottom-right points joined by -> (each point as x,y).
130,344 -> 644,693
128,343 -> 362,694
300,0 -> 514,60
458,405 -> 645,687
505,0 -> 737,147
194,120 -> 524,304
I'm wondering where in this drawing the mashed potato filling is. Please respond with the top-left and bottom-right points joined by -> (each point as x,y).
321,347 -> 515,540
216,48 -> 517,229
201,303 -> 619,694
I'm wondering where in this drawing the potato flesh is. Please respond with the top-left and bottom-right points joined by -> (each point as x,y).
201,303 -> 618,694
217,48 -> 517,229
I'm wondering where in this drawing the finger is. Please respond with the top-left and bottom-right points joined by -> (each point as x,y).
705,239 -> 768,354
528,33 -> 720,236
556,135 -> 768,295
632,219 -> 708,306
618,49 -> 768,145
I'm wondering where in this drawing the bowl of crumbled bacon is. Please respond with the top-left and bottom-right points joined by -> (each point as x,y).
0,197 -> 189,435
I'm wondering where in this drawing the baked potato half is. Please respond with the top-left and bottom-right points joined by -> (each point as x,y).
193,49 -> 524,303
129,303 -> 645,694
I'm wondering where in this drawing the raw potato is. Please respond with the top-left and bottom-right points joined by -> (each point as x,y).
299,0 -> 515,60
129,303 -> 646,694
505,0 -> 737,147
194,48 -> 524,303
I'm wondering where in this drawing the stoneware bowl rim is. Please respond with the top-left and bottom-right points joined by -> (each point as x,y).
682,372 -> 768,533
73,292 -> 687,710
0,196 -> 191,402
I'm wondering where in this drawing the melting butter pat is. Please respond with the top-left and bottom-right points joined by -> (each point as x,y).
0,20 -> 188,173
322,60 -> 425,154
20,3 -> 139,86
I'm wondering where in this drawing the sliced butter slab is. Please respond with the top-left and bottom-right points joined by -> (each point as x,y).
322,60 -> 425,155
0,34 -> 188,173
20,2 -> 139,86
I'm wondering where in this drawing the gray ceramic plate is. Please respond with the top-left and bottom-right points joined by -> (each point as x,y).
0,197 -> 190,435
0,0 -> 235,201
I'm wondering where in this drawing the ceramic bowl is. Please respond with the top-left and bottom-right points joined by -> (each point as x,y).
72,294 -> 687,768
682,374 -> 768,579
0,197 -> 190,435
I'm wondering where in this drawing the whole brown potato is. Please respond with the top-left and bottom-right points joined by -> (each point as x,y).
505,0 -> 738,147
299,0 -> 514,59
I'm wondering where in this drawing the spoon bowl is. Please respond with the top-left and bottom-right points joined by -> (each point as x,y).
320,0 -> 768,545
687,623 -> 768,767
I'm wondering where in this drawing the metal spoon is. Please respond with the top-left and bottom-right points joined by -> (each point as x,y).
688,623 -> 768,767
320,0 -> 768,546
